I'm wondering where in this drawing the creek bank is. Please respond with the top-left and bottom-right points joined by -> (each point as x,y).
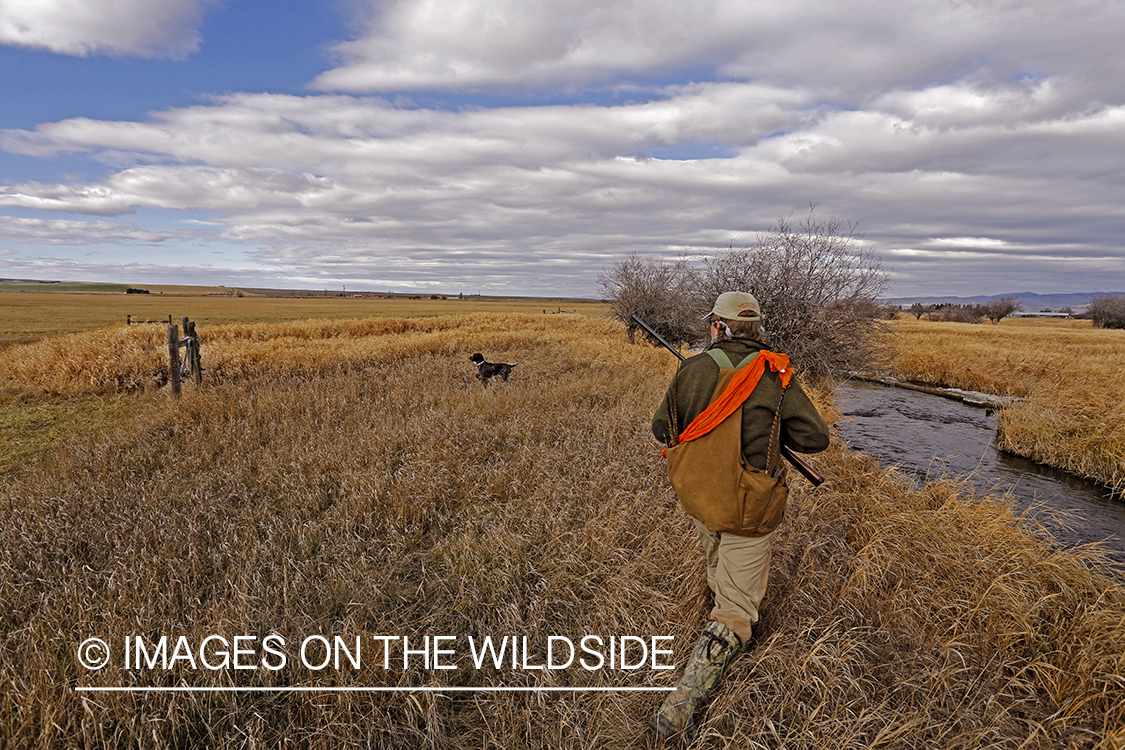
834,379 -> 1125,568
850,372 -> 1119,492
847,372 -> 1023,410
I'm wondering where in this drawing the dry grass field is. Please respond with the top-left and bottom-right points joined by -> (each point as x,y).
0,288 -> 605,348
1,313 -> 1123,749
887,317 -> 1125,491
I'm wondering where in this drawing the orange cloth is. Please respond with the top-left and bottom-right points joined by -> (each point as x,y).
675,351 -> 791,445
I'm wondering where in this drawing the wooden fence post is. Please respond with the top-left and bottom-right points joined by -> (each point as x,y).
167,323 -> 181,397
186,320 -> 202,385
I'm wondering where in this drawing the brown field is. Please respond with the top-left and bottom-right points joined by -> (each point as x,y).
1,314 -> 1123,749
0,289 -> 606,348
0,280 -> 228,295
887,317 -> 1125,491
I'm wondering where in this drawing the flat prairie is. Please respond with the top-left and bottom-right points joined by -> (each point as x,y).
0,289 -> 605,348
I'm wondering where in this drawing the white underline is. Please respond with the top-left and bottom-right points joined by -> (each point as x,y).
75,686 -> 675,693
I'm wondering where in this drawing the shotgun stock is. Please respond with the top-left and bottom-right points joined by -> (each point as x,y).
631,314 -> 826,487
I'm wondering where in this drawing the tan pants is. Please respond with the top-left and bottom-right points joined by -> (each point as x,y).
692,517 -> 774,646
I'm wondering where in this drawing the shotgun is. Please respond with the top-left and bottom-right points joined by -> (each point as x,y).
631,313 -> 826,487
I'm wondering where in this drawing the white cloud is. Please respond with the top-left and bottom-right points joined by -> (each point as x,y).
0,255 -> 295,287
928,237 -> 1008,249
0,215 -> 181,243
0,0 -> 214,58
0,166 -> 334,215
2,74 -> 1123,295
314,0 -> 1125,99
0,85 -> 809,173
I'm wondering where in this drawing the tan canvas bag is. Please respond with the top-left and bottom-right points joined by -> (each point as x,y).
664,349 -> 790,537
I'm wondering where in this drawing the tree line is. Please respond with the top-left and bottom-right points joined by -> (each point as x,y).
906,295 -> 1125,329
905,298 -> 1023,324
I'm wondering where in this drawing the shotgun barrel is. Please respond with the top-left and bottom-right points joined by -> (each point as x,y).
631,313 -> 826,487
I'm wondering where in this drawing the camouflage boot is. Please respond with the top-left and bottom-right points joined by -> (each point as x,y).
651,621 -> 742,746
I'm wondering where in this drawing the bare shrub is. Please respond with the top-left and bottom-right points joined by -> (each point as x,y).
1088,293 -> 1125,329
598,253 -> 698,347
980,295 -> 1023,324
935,304 -> 984,324
693,209 -> 891,375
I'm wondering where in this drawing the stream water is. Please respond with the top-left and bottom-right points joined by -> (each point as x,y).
834,380 -> 1125,569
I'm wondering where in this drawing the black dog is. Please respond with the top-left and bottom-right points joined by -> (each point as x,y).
469,353 -> 517,388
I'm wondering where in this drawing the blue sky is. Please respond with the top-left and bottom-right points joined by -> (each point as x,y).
2,0 -> 1124,297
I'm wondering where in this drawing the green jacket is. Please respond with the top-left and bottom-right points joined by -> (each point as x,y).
651,338 -> 830,471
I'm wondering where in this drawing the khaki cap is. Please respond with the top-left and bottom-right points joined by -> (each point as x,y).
705,291 -> 763,322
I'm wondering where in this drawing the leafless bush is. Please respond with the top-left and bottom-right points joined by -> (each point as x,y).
598,253 -> 698,347
1088,294 -> 1125,329
980,296 -> 1023,324
935,304 -> 985,324
693,209 -> 892,375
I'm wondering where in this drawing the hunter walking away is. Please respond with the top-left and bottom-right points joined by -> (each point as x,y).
649,292 -> 830,744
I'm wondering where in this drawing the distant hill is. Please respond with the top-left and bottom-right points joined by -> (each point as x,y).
887,291 -> 1124,312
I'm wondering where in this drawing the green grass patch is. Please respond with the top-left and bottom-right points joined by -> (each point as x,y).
0,392 -> 148,475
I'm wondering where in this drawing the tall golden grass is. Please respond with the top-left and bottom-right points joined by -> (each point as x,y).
0,314 -> 614,396
1,315 -> 1123,748
888,317 -> 1125,491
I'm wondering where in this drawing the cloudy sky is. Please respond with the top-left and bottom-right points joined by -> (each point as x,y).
1,0 -> 1123,297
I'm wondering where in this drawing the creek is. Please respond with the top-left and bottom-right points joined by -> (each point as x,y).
833,380 -> 1125,569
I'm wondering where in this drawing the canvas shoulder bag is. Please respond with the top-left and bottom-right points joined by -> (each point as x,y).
663,348 -> 791,537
